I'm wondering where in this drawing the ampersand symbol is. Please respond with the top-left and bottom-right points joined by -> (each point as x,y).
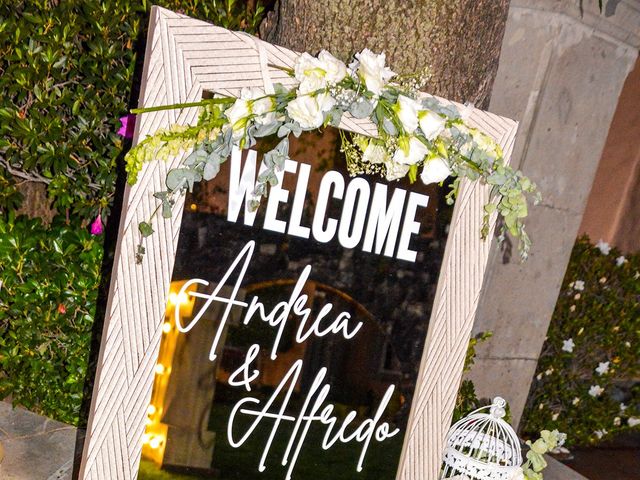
228,343 -> 260,391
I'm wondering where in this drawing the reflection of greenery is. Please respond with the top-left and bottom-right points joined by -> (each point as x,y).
140,402 -> 403,480
213,403 -> 401,480
139,460 -> 199,480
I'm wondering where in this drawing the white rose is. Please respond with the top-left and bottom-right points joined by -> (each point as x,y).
294,52 -> 327,93
384,159 -> 410,181
225,97 -> 251,140
420,156 -> 451,185
418,110 -> 446,140
394,95 -> 420,133
317,50 -> 347,84
362,143 -> 388,164
393,137 -> 428,165
353,49 -> 395,96
286,93 -> 335,130
238,87 -> 276,126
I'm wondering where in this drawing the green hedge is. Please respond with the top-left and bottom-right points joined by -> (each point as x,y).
521,236 -> 640,446
0,0 -> 263,424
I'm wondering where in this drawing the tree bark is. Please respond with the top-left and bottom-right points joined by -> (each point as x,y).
261,0 -> 509,109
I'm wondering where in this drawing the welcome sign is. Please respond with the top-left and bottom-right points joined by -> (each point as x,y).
79,7 -> 518,480
137,135 -> 446,479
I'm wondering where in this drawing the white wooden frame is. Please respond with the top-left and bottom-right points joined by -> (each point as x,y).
79,6 -> 518,479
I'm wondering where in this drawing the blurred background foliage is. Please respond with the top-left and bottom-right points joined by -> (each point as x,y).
0,0 -> 264,424
521,236 -> 640,446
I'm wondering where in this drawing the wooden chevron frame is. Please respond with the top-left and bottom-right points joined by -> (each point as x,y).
78,6 -> 518,480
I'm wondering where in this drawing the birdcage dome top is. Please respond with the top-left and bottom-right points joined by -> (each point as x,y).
440,397 -> 522,480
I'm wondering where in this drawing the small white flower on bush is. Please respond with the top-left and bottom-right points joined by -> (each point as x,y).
539,403 -> 545,410
594,429 -> 607,439
628,417 -> 640,427
562,338 -> 575,353
552,412 -> 560,421
613,417 -> 621,426
596,239 -> 611,255
418,110 -> 446,140
536,373 -> 543,381
588,385 -> 604,397
421,157 -> 451,185
394,95 -> 420,133
620,403 -> 628,412
595,361 -> 610,376
616,255 -> 627,266
545,367 -> 554,376
569,305 -> 576,312
572,280 -> 585,291
572,397 -> 580,406
393,136 -> 428,165
351,49 -> 395,96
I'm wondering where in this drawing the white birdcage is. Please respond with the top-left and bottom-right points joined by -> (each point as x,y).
440,397 -> 522,480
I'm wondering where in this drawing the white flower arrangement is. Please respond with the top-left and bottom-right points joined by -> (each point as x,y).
125,48 -> 539,262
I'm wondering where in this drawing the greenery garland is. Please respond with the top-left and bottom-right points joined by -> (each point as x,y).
125,49 -> 539,263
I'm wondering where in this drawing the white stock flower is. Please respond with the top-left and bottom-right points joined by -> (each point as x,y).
596,239 -> 611,255
384,159 -> 410,181
362,143 -> 388,164
393,137 -> 428,165
509,467 -> 525,480
572,397 -> 580,406
418,110 -> 446,140
613,417 -> 621,426
421,157 -> 451,185
616,255 -> 627,266
317,50 -> 347,84
545,367 -> 554,376
573,280 -> 585,291
286,93 -> 335,129
588,385 -> 604,397
620,403 -> 628,412
352,49 -> 395,96
562,338 -> 575,353
552,412 -> 560,421
394,95 -> 420,133
595,361 -> 610,376
628,417 -> 640,427
594,429 -> 607,439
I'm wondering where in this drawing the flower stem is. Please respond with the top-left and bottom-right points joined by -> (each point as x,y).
131,97 -> 234,114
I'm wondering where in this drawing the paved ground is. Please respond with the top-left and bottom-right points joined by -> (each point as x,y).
0,400 -> 636,480
0,401 -> 77,479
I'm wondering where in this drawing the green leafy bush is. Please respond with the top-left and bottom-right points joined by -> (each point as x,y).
0,214 -> 103,424
0,0 -> 264,424
521,236 -> 640,446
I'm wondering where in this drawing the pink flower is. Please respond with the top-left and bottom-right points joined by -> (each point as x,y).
90,215 -> 104,235
117,114 -> 136,138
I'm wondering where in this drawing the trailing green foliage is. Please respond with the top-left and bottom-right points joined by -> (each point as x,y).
0,0 -> 264,423
0,214 -> 103,424
0,0 -> 264,218
522,236 -> 640,446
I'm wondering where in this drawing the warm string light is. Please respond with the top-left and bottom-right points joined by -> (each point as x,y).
162,322 -> 171,333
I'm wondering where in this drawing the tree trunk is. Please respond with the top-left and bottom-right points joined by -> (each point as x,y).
261,0 -> 509,109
